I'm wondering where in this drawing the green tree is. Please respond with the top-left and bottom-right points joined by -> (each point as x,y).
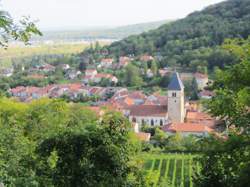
150,60 -> 158,75
195,38 -> 250,187
124,64 -> 143,87
0,10 -> 41,47
36,111 -> 145,187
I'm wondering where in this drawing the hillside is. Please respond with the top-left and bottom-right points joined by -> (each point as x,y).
102,0 -> 250,69
33,20 -> 172,42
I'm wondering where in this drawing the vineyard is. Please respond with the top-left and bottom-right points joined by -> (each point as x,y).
142,154 -> 200,187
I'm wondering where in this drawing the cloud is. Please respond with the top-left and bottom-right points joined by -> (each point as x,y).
2,0 -> 224,30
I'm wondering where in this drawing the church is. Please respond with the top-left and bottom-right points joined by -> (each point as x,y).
127,72 -> 185,127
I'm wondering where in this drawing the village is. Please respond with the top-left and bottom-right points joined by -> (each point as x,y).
1,0 -> 249,186
1,54 -> 219,141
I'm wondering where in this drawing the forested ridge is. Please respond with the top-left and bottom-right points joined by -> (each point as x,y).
95,0 -> 250,69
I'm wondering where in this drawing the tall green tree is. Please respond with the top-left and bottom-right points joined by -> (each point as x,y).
195,38 -> 250,187
124,64 -> 143,87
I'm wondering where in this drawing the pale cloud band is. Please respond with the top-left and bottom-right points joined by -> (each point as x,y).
3,0 -> 224,30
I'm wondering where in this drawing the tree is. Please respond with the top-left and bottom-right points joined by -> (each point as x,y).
0,98 -> 145,186
36,111 -> 145,187
195,38 -> 250,187
79,61 -> 87,72
124,64 -> 143,87
0,10 -> 41,47
150,60 -> 158,75
153,128 -> 166,148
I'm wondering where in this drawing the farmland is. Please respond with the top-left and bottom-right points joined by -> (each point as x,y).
142,153 -> 200,187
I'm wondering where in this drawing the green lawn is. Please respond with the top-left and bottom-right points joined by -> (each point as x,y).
141,153 -> 200,187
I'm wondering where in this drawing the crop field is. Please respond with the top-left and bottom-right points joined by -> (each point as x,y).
142,154 -> 200,187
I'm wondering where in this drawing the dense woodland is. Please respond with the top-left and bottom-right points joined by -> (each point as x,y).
83,0 -> 250,71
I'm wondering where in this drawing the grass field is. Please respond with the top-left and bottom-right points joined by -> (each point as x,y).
142,153 -> 200,187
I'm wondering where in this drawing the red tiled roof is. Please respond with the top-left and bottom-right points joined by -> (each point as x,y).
186,111 -> 214,121
199,90 -> 215,97
144,94 -> 168,106
162,123 -> 214,133
128,105 -> 167,117
10,86 -> 25,94
128,91 -> 146,100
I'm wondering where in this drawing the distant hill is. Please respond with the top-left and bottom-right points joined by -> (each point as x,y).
101,0 -> 250,69
33,20 -> 172,42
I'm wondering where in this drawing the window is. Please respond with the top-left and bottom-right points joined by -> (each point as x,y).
172,92 -> 177,97
132,117 -> 136,123
151,119 -> 154,126
160,120 -> 163,126
142,119 -> 145,125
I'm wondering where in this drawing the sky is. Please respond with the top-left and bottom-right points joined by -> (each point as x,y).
2,0 -> 225,30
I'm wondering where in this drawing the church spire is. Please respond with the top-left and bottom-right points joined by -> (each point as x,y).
168,72 -> 184,91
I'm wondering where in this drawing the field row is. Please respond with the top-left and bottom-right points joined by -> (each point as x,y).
143,154 -> 200,187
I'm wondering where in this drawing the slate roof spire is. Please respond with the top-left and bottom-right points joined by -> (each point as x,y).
168,72 -> 184,90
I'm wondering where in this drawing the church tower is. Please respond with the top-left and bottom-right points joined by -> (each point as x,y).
167,72 -> 185,123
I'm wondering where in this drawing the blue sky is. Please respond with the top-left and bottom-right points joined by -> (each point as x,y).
2,0 -> 225,30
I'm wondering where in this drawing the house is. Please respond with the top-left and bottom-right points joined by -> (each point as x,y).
140,55 -> 154,62
83,72 -> 118,85
99,58 -> 113,68
128,105 -> 169,127
10,86 -> 26,97
65,70 -> 81,80
194,73 -> 209,90
0,68 -> 14,77
85,69 -> 97,77
118,56 -> 130,68
199,90 -> 215,99
49,83 -> 85,99
146,69 -> 154,78
10,86 -> 49,101
93,73 -> 118,84
59,64 -> 70,71
162,123 -> 214,137
39,64 -> 55,72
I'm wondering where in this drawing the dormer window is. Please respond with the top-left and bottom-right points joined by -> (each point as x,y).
172,92 -> 177,97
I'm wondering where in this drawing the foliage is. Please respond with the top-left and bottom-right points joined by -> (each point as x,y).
0,10 -> 41,47
195,38 -> 250,186
124,64 -> 143,87
0,98 -> 144,186
207,38 -> 250,130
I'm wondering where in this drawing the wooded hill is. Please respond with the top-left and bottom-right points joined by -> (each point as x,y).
32,20 -> 172,42
100,0 -> 250,69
